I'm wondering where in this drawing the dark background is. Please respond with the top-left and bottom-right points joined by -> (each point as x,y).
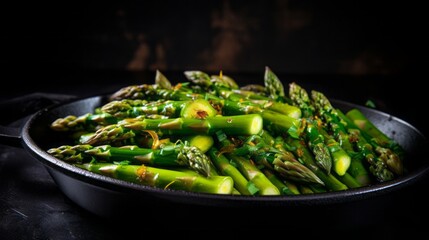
1,0 -> 427,140
1,1 -> 428,238
1,1 -> 426,82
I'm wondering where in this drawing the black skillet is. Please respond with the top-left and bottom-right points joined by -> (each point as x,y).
1,93 -> 428,217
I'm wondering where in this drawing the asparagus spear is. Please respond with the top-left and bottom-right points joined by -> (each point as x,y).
80,114 -> 262,145
207,147 -> 254,195
182,135 -> 214,154
287,138 -> 348,191
346,108 -> 405,159
289,82 -> 315,118
216,133 -> 281,195
227,154 -> 280,195
184,70 -> 301,118
289,83 -> 348,175
299,185 -> 314,194
109,83 -> 214,102
101,99 -> 188,119
119,114 -> 263,136
155,69 -> 173,90
348,129 -> 395,182
263,66 -> 286,102
338,109 -> 400,181
333,171 -> 362,188
232,134 -> 324,185
50,113 -> 118,132
80,124 -> 138,146
292,85 -> 369,184
221,100 -> 300,134
48,141 -> 213,177
80,113 -> 263,147
219,88 -> 301,118
51,99 -> 180,133
210,71 -> 239,89
240,84 -> 266,94
79,98 -> 218,147
335,109 -> 372,185
318,127 -> 351,176
77,162 -> 233,194
304,120 -> 333,174
307,183 -> 327,193
261,168 -> 298,195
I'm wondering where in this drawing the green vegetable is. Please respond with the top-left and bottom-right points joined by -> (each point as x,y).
47,67 -> 405,195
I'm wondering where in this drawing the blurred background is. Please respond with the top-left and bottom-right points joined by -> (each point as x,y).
1,1 -> 425,77
1,0 -> 426,131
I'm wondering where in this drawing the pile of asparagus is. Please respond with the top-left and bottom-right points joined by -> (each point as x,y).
47,67 -> 405,196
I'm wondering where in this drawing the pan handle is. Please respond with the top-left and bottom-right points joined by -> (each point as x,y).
0,125 -> 22,147
0,92 -> 77,148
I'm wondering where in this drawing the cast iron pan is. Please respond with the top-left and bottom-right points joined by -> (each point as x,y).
1,94 -> 428,217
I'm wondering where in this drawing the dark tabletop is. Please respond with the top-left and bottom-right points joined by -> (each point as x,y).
1,69 -> 428,239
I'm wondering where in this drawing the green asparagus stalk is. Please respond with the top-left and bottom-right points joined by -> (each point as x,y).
338,109 -> 400,180
227,154 -> 280,195
155,69 -> 173,90
119,114 -> 263,136
76,162 -> 233,194
80,124 -> 138,146
230,88 -> 270,100
183,70 -> 213,89
304,120 -> 333,174
259,129 -> 276,147
346,108 -> 405,159
348,129 -> 395,182
47,142 -> 213,177
261,168 -> 299,195
222,100 -> 300,134
108,83 -> 216,102
184,70 -> 245,102
184,70 -> 301,118
294,86 -> 369,184
81,113 -> 263,147
335,109 -> 372,186
284,181 -> 301,195
182,135 -> 214,154
263,101 -> 302,119
333,172 -> 362,188
289,82 -> 315,118
311,90 -> 400,181
289,83 -> 354,176
50,113 -> 118,132
231,134 -> 324,185
318,127 -> 351,176
308,183 -> 327,193
216,134 -> 281,195
210,71 -> 239,89
264,66 -> 285,102
240,84 -> 266,94
287,138 -> 348,191
289,83 -> 353,176
299,185 -> 314,194
101,99 -> 188,119
219,88 -> 301,118
347,155 -> 372,186
207,147 -> 254,195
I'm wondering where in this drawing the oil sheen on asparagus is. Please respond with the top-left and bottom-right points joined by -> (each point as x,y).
47,68 -> 405,195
